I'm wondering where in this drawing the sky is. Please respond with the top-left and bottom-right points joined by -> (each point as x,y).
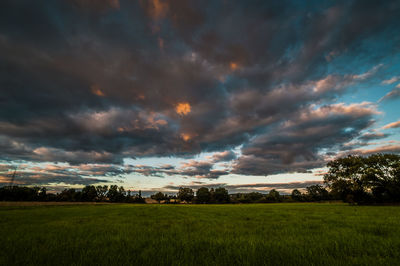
1,0 -> 400,195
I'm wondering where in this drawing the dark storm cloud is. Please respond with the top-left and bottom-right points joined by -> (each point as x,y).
129,160 -> 229,179
1,0 -> 400,184
232,103 -> 379,175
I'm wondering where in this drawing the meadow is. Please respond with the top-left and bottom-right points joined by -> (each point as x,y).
1,203 -> 399,266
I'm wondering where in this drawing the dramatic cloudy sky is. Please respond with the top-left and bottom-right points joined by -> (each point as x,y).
1,0 -> 400,194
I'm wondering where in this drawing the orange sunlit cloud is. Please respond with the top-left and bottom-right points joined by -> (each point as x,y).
230,62 -> 239,70
175,102 -> 191,116
150,0 -> 169,20
140,0 -> 169,20
180,132 -> 198,142
0,175 -> 10,183
180,133 -> 191,141
91,84 -> 105,97
382,120 -> 400,129
137,93 -> 146,100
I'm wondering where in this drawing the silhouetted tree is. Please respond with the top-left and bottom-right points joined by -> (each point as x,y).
196,187 -> 211,203
214,187 -> 229,203
247,192 -> 263,202
38,187 -> 47,201
82,185 -> 98,201
0,184 -> 146,203
364,154 -> 400,202
58,188 -> 80,202
107,185 -> 126,202
324,154 -> 400,204
266,189 -> 280,202
151,192 -> 167,203
96,185 -> 108,201
177,187 -> 194,202
291,189 -> 303,201
306,185 -> 329,201
0,186 -> 39,201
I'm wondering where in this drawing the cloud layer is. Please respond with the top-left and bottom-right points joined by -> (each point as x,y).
1,0 -> 400,187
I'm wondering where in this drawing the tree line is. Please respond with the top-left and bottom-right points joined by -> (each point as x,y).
150,184 -> 332,204
0,185 -> 145,203
0,183 -> 333,203
1,153 -> 399,205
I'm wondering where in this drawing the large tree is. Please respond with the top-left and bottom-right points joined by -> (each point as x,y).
324,154 -> 400,203
96,185 -> 108,201
214,187 -> 230,203
267,189 -> 281,202
151,192 -> 167,203
107,185 -> 126,202
81,185 -> 98,202
291,189 -> 303,201
306,185 -> 329,201
177,187 -> 194,203
196,187 -> 211,203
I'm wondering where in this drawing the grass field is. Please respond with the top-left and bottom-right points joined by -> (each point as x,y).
1,203 -> 400,265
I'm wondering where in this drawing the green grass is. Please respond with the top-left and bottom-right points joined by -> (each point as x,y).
1,203 -> 400,265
